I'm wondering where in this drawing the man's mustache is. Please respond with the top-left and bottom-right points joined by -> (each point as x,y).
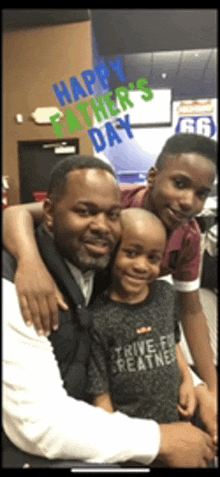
82,232 -> 114,248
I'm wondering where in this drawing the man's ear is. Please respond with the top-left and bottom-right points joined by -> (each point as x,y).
43,198 -> 55,233
147,167 -> 158,189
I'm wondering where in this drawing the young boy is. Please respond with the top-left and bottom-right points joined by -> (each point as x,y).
86,208 -> 196,424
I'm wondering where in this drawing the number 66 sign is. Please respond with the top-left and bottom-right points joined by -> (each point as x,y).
175,116 -> 216,137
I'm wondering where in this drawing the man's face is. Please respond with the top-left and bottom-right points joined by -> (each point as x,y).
147,153 -> 216,233
44,168 -> 121,272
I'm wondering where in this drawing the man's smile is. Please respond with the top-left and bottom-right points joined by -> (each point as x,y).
81,234 -> 113,256
83,240 -> 110,256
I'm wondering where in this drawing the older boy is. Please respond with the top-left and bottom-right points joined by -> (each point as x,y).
120,133 -> 218,432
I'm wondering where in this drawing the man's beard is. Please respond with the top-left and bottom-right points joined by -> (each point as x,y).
56,243 -> 112,272
70,248 -> 111,272
54,230 -> 115,273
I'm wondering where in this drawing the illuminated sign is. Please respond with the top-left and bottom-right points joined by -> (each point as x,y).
175,100 -> 217,137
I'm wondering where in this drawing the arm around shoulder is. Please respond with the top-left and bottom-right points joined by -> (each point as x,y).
3,202 -> 67,334
3,201 -> 44,260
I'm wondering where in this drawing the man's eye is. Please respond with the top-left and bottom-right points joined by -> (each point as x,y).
74,208 -> 90,216
108,210 -> 120,220
125,250 -> 138,258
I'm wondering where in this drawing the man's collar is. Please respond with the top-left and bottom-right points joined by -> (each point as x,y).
42,223 -> 54,238
64,259 -> 95,281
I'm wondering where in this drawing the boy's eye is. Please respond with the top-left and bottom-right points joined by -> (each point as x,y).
197,190 -> 210,201
149,254 -> 162,264
174,178 -> 188,189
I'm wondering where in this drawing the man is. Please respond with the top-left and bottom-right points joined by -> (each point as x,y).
3,155 -> 216,468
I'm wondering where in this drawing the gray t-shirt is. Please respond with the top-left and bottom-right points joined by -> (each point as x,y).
87,280 -> 181,423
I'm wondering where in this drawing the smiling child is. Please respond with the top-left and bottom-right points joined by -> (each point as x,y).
86,208 -> 195,424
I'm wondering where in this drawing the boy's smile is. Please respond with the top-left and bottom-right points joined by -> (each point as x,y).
147,153 -> 216,234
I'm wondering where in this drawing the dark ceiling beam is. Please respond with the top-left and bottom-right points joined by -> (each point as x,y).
2,9 -> 91,31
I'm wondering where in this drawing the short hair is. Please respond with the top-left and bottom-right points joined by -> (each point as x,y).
121,207 -> 167,240
155,133 -> 217,170
48,154 -> 117,201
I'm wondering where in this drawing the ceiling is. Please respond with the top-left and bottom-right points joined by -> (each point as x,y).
91,9 -> 217,56
3,9 -> 217,99
109,48 -> 217,100
3,9 -> 217,54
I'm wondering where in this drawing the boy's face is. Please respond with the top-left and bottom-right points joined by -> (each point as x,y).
44,168 -> 121,272
112,218 -> 166,303
147,153 -> 216,233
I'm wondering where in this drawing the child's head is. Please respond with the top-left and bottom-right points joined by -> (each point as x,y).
146,133 -> 217,234
111,208 -> 167,303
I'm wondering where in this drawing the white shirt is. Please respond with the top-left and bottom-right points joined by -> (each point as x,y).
3,278 -> 161,464
64,259 -> 95,306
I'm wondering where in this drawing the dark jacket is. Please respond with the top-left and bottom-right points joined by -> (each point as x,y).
2,224 -> 92,400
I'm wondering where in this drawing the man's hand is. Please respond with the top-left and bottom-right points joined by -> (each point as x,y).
158,421 -> 216,468
15,257 -> 69,336
195,385 -> 218,445
177,378 -> 197,420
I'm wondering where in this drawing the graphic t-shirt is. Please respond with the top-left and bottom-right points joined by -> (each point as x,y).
87,281 -> 180,423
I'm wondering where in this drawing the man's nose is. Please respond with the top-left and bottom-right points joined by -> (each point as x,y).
90,212 -> 110,233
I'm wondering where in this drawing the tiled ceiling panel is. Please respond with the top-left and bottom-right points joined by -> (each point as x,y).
203,48 -> 217,82
123,53 -> 153,82
109,48 -> 217,100
150,51 -> 181,86
178,49 -> 211,81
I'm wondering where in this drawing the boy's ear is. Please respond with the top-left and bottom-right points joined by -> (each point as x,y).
43,198 -> 55,232
147,167 -> 158,189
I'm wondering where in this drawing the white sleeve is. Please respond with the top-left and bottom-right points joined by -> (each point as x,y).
189,367 -> 204,388
3,279 -> 160,465
173,277 -> 200,292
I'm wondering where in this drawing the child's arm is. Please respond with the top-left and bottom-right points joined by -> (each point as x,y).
177,345 -> 218,445
176,343 -> 196,419
195,384 -> 218,445
178,290 -> 218,439
94,393 -> 115,413
3,203 -> 68,335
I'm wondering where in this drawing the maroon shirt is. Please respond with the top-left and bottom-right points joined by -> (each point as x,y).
120,185 -> 201,292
